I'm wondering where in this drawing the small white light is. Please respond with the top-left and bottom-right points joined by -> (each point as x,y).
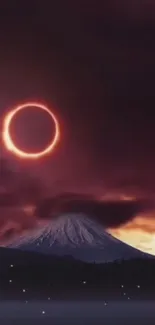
42,310 -> 45,315
10,264 -> 14,268
9,280 -> 12,283
25,300 -> 28,304
121,285 -> 124,288
104,302 -> 107,306
128,297 -> 130,300
48,297 -> 50,300
83,281 -> 86,284
22,289 -> 26,293
123,293 -> 126,296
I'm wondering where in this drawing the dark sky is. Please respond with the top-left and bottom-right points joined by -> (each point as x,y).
1,1 -> 155,248
1,1 -> 155,198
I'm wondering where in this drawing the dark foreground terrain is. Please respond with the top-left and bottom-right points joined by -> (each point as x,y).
0,247 -> 155,300
1,247 -> 155,324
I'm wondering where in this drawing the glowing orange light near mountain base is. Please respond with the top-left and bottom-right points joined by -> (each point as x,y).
2,102 -> 60,159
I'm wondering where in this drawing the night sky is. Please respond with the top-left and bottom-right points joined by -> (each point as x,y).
0,1 -> 155,253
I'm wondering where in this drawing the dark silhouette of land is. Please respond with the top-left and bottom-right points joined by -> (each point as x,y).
0,247 -> 155,300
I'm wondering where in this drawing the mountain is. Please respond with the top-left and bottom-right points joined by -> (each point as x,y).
7,213 -> 147,262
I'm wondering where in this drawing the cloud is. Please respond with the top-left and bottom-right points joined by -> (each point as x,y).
0,158 -> 154,243
0,190 -> 154,246
0,158 -> 46,244
35,192 -> 147,227
0,206 -> 38,245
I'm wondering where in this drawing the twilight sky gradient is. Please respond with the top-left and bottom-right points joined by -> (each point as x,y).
0,1 -> 155,254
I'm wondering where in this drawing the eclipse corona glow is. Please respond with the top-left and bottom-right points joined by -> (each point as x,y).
2,102 -> 60,159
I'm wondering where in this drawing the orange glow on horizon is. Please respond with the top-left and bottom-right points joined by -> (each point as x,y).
2,102 -> 60,159
108,214 -> 155,256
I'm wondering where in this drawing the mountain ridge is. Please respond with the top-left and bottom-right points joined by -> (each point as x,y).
7,213 -> 148,262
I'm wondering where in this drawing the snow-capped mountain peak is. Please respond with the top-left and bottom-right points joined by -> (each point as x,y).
7,213 -> 146,262
8,213 -> 116,248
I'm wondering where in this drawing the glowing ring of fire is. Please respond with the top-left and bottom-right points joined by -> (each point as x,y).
2,102 -> 60,159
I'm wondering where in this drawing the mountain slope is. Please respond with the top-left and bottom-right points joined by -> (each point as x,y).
7,213 -> 147,262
